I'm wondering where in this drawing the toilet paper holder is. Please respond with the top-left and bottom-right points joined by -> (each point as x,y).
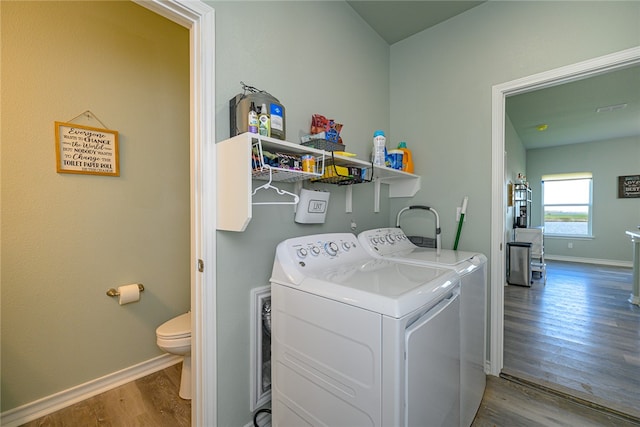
106,284 -> 145,297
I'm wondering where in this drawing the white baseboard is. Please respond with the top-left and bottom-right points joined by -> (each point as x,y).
0,353 -> 182,427
545,254 -> 633,268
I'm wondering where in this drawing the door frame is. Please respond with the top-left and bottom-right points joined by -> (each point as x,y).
489,46 -> 640,376
133,1 -> 216,425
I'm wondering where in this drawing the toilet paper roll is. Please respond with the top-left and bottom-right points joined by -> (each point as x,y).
118,284 -> 140,305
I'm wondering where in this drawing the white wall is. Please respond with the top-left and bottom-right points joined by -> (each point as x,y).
1,1 -> 190,411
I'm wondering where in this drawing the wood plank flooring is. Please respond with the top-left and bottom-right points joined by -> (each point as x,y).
503,260 -> 640,420
472,375 -> 639,427
22,363 -> 640,427
20,362 -> 190,427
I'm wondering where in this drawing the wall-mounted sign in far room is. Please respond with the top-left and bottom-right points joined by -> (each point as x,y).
55,121 -> 119,176
618,174 -> 640,198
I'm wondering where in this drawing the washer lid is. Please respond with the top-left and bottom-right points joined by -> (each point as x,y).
388,248 -> 486,273
274,259 -> 459,318
271,232 -> 461,318
357,228 -> 485,273
156,312 -> 191,339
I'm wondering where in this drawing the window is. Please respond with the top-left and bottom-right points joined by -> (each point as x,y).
542,172 -> 592,237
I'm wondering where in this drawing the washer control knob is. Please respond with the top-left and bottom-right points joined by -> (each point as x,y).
386,234 -> 395,243
296,248 -> 308,258
325,241 -> 339,256
342,241 -> 352,251
310,246 -> 321,256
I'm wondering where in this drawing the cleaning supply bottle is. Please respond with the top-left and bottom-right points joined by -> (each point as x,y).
397,141 -> 414,173
372,130 -> 386,166
248,102 -> 258,134
258,103 -> 270,137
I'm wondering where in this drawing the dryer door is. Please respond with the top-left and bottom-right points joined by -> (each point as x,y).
405,291 -> 460,427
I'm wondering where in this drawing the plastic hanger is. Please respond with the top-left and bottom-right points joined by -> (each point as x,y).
251,166 -> 300,205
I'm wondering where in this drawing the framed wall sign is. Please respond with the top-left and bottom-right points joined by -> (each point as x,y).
618,174 -> 640,198
55,121 -> 119,176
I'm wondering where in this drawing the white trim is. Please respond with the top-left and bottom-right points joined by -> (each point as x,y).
490,46 -> 640,376
133,1 -> 217,426
545,254 -> 633,269
490,83 -> 506,376
0,354 -> 182,427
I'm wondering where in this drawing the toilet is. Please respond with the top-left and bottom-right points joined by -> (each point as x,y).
156,312 -> 191,399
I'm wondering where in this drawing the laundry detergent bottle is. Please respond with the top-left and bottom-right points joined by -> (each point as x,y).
397,141 -> 414,173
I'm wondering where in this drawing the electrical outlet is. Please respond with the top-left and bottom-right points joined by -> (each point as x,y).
568,242 -> 573,249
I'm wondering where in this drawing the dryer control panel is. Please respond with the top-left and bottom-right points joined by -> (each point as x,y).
287,233 -> 363,263
359,227 -> 415,256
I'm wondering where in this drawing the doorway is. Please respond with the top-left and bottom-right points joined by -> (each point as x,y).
489,46 -> 640,374
133,2 -> 216,426
496,55 -> 640,417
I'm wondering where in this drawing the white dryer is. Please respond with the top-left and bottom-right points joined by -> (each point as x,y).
358,227 -> 487,427
270,233 -> 461,427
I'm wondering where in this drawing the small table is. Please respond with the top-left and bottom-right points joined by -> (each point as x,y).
625,230 -> 640,306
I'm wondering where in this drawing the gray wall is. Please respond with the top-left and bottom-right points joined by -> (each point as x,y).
527,136 -> 640,262
1,1 -> 190,411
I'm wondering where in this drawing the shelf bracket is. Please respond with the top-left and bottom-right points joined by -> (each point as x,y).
374,179 -> 381,213
293,181 -> 303,212
346,185 -> 353,213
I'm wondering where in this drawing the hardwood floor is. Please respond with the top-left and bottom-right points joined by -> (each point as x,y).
503,260 -> 640,420
472,375 -> 640,427
20,363 -> 190,427
21,363 -> 640,427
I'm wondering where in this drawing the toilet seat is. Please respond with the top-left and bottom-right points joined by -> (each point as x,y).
157,335 -> 190,345
156,312 -> 190,339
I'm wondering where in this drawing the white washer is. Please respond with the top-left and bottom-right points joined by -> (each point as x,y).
270,233 -> 461,427
358,227 -> 487,427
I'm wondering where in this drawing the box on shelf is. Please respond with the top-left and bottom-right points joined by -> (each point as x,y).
252,147 -> 301,171
276,153 -> 301,171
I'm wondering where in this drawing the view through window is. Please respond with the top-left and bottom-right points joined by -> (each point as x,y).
542,173 -> 593,236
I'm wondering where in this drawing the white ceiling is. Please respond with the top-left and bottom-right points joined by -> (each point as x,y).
348,1 -> 640,150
